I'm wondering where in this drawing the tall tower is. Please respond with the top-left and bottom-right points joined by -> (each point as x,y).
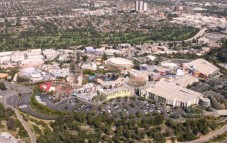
135,0 -> 146,12
139,1 -> 144,12
143,2 -> 148,11
135,0 -> 140,11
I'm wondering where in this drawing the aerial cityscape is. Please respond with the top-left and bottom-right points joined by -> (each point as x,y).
0,0 -> 226,143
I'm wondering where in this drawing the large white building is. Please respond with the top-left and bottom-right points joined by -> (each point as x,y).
135,1 -> 140,12
10,51 -> 26,62
143,2 -> 148,11
183,59 -> 219,78
141,81 -> 202,107
43,49 -> 58,60
0,51 -> 12,64
106,57 -> 134,70
0,56 -> 10,64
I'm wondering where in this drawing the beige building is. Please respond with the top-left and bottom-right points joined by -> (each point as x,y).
142,81 -> 202,107
175,75 -> 199,88
105,57 -> 134,70
183,59 -> 219,78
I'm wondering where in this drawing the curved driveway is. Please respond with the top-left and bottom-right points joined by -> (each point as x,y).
20,105 -> 57,120
19,93 -> 57,120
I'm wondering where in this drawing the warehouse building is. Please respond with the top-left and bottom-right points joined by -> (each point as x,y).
183,59 -> 219,78
142,81 -> 202,107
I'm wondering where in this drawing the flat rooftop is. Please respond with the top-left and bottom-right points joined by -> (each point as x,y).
0,132 -> 18,143
184,59 -> 219,76
147,81 -> 202,103
175,75 -> 199,87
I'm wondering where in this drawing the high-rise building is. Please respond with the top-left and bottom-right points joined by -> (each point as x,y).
139,1 -> 144,12
135,0 -> 140,11
143,2 -> 148,11
135,0 -> 147,12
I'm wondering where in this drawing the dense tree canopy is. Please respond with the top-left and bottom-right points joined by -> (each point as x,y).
37,110 -> 219,143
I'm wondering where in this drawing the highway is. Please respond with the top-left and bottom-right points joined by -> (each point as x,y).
1,94 -> 37,143
157,27 -> 208,44
183,28 -> 208,42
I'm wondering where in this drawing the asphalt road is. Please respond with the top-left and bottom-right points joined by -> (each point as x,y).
19,93 -> 31,105
184,28 -> 207,42
159,28 -> 207,44
19,93 -> 57,120
20,105 -> 57,120
6,95 -> 19,107
1,94 -> 37,143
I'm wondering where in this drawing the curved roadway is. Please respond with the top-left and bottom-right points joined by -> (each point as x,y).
19,93 -> 57,120
182,28 -> 207,42
20,104 -> 57,120
1,95 -> 37,143
159,28 -> 208,44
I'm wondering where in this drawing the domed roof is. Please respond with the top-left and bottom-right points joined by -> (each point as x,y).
107,58 -> 133,68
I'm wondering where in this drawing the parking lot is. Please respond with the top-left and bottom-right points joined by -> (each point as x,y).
34,93 -> 199,120
6,95 -> 18,108
97,97 -> 192,120
37,93 -> 94,112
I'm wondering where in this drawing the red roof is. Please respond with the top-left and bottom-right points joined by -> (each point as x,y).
39,82 -> 53,92
56,84 -> 73,94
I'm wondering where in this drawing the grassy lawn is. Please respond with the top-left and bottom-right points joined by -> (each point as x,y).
0,27 -> 198,51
